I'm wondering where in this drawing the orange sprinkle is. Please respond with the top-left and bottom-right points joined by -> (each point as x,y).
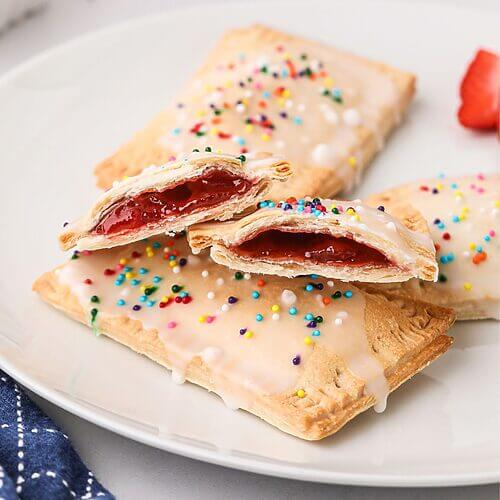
472,252 -> 487,265
257,279 -> 266,287
322,297 -> 331,305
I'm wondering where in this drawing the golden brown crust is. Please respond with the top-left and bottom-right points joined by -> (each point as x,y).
94,24 -> 416,199
33,267 -> 453,440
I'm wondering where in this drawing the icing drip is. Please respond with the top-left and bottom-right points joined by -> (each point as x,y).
57,237 -> 389,411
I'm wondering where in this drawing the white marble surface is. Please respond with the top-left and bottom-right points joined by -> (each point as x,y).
1,1 -> 498,498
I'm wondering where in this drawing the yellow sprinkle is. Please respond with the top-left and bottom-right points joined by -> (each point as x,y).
469,243 -> 476,250
125,272 -> 135,280
463,282 -> 472,291
204,84 -> 213,92
146,246 -> 152,252
119,258 -> 128,265
461,206 -> 470,213
245,124 -> 254,133
244,331 -> 254,339
195,110 -> 206,118
436,182 -> 443,190
161,296 -> 169,302
296,389 -> 306,398
353,214 -> 361,221
140,285 -> 146,292
147,252 -> 154,258
225,80 -> 233,88
282,89 -> 291,98
304,337 -> 313,346
261,133 -> 270,142
494,200 -> 500,208
198,315 -> 206,323
168,260 -> 177,268
348,156 -> 357,167
277,97 -> 285,107
122,176 -> 129,181
216,149 -> 222,154
346,208 -> 355,215
323,77 -> 333,86
210,127 -> 219,136
271,304 -> 280,313
242,98 -> 249,106
283,52 -> 292,59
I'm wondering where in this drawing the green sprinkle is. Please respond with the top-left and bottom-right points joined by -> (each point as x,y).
90,295 -> 99,303
234,271 -> 244,280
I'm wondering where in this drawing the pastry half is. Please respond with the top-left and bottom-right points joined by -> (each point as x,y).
364,173 -> 499,320
60,151 -> 291,251
33,236 -> 454,440
94,24 -> 415,199
188,198 -> 438,282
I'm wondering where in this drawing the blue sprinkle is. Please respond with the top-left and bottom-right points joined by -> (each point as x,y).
344,291 -> 353,298
169,255 -> 176,261
172,127 -> 181,135
139,267 -> 149,275
437,222 -> 445,230
451,182 -> 458,189
130,279 -> 141,286
312,330 -> 321,337
146,300 -> 156,307
124,266 -> 133,273
153,242 -> 161,249
118,273 -> 126,280
476,246 -> 483,253
256,313 -> 264,322
289,307 -> 297,315
332,88 -> 342,98
153,276 -> 162,283
484,235 -> 491,242
235,136 -> 245,145
447,253 -> 455,261
294,116 -> 303,125
440,255 -> 448,264
305,284 -> 314,292
262,90 -> 271,99
305,313 -> 314,321
297,206 -> 304,212
310,274 -> 319,279
298,199 -> 305,205
267,201 -> 275,208
252,291 -> 260,299
281,69 -> 289,77
116,299 -> 126,306
258,201 -> 268,208
452,215 -> 460,223
139,295 -> 147,302
114,279 -> 123,286
180,291 -> 188,298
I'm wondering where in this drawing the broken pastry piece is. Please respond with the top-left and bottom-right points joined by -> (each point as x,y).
188,197 -> 438,282
364,173 -> 499,320
33,236 -> 454,440
60,151 -> 291,251
94,24 -> 415,199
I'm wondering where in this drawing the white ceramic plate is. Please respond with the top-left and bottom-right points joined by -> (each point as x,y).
0,0 -> 498,487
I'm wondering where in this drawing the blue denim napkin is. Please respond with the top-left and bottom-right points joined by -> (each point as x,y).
0,370 -> 114,499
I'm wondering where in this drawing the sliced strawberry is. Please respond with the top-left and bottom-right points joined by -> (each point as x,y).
458,49 -> 499,130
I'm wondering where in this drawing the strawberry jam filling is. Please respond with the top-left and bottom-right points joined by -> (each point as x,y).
92,170 -> 253,235
232,229 -> 390,266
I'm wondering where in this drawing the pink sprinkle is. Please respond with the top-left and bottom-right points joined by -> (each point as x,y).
477,173 -> 485,180
82,250 -> 92,256
168,155 -> 176,162
489,230 -> 496,237
115,264 -> 124,270
478,187 -> 485,194
470,183 -> 476,190
304,206 -> 312,213
167,321 -> 177,329
206,316 -> 215,324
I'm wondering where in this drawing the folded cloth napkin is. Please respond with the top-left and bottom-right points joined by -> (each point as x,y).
0,370 -> 114,500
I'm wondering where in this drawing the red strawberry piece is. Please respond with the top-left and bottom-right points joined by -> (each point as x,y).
458,49 -> 500,130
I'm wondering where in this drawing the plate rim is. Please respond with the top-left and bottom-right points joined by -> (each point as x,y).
1,0 -> 498,487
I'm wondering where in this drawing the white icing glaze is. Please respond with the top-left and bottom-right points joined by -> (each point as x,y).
57,237 -> 389,410
159,39 -> 403,194
400,174 -> 500,304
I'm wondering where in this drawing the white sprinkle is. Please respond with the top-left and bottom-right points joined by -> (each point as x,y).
201,270 -> 209,278
327,280 -> 334,288
221,304 -> 229,312
46,471 -> 56,478
281,289 -> 297,306
216,278 -> 224,286
463,251 -> 470,258
334,318 -> 343,326
337,311 -> 348,318
172,266 -> 180,274
386,221 -> 397,231
297,103 -> 306,112
244,273 -> 251,280
343,108 -> 362,126
272,313 -> 280,321
207,291 -> 215,300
